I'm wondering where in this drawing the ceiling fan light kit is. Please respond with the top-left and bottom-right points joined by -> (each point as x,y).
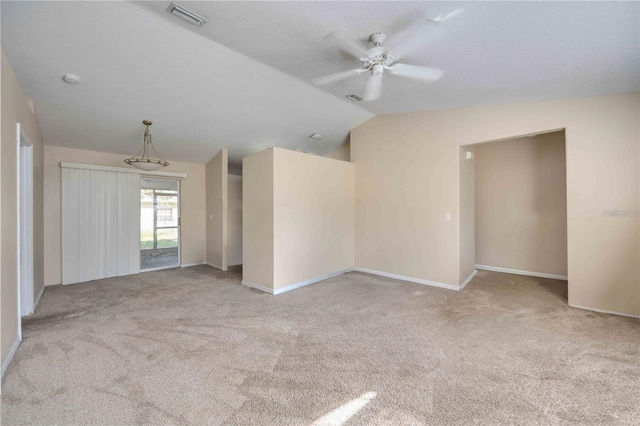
125,120 -> 169,171
312,11 -> 461,101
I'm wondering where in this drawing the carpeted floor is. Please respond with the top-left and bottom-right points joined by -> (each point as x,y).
1,266 -> 639,425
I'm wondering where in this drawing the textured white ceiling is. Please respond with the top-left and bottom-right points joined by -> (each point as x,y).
0,2 -> 373,165
2,1 -> 638,166
136,1 -> 640,114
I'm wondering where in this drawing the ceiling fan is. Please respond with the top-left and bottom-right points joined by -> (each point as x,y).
311,10 -> 462,101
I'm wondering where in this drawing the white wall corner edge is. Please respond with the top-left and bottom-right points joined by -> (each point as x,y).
460,269 -> 478,290
475,264 -> 568,281
569,304 -> 640,319
34,285 -> 45,312
353,267 -> 460,291
1,335 -> 21,383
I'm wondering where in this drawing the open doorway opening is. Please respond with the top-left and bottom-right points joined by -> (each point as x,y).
140,178 -> 180,271
459,129 -> 568,300
228,173 -> 243,268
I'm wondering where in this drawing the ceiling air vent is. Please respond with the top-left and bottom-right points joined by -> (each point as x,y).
346,94 -> 363,102
309,133 -> 324,140
167,2 -> 208,27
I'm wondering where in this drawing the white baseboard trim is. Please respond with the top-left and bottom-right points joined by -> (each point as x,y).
273,268 -> 353,295
569,304 -> 640,319
241,280 -> 274,294
181,262 -> 205,268
34,285 -> 45,311
140,265 -> 179,273
475,265 -> 568,281
460,270 -> 478,290
205,261 -> 226,271
353,267 -> 460,291
1,335 -> 21,381
241,267 -> 354,296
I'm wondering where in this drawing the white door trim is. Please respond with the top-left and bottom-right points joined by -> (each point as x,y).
177,179 -> 182,267
19,134 -> 34,317
16,124 -> 22,340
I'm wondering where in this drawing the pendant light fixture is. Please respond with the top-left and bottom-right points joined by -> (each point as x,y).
125,120 -> 169,171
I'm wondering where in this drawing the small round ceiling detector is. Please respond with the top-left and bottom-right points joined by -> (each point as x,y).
63,74 -> 80,85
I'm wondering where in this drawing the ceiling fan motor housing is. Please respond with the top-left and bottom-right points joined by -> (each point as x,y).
312,21 -> 449,101
362,46 -> 392,70
369,32 -> 386,46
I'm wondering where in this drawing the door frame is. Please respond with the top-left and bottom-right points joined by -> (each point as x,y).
140,178 -> 181,272
16,124 -> 35,331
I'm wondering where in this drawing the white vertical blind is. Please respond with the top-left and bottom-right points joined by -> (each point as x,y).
62,168 -> 140,285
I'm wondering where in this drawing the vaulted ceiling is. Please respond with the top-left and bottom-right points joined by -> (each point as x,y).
2,1 -> 638,166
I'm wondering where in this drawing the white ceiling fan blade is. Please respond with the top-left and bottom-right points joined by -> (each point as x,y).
431,8 -> 464,23
389,64 -> 444,83
388,20 -> 441,60
388,9 -> 462,60
326,31 -> 370,60
311,69 -> 365,86
362,73 -> 382,101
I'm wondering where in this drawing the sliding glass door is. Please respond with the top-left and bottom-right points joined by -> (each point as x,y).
140,178 -> 180,271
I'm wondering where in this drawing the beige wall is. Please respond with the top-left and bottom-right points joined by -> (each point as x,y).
2,51 -> 45,369
325,141 -> 351,162
352,93 -> 639,316
43,145 -> 206,285
242,148 -> 354,291
475,132 -> 567,276
205,149 -> 228,270
273,148 -> 354,290
228,174 -> 242,267
242,149 -> 274,288
459,146 -> 475,285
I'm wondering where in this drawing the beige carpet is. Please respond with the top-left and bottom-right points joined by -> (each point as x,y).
1,266 -> 639,425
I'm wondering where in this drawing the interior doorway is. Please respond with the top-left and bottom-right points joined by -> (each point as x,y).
140,178 -> 180,271
18,124 -> 34,319
459,129 -> 568,296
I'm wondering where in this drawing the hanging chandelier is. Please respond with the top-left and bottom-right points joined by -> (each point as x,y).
125,120 -> 169,171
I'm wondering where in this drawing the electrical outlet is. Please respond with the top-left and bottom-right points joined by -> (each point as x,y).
445,213 -> 451,221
